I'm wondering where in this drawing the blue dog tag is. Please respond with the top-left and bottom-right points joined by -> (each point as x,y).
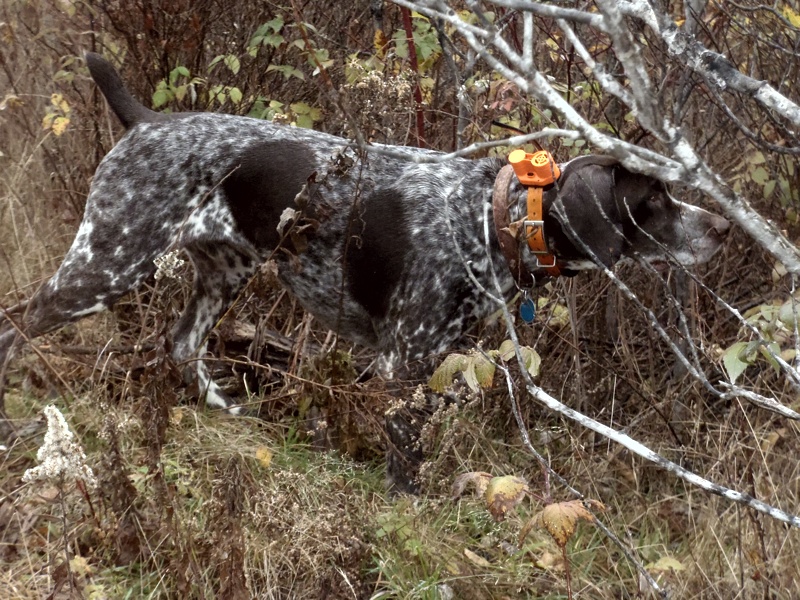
520,298 -> 536,323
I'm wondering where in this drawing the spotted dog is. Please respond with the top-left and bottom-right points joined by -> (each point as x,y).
0,54 -> 729,489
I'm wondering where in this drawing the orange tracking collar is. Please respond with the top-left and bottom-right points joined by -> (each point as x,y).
508,149 -> 561,277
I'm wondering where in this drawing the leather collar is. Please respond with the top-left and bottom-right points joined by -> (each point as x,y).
492,154 -> 562,286
492,164 -> 534,287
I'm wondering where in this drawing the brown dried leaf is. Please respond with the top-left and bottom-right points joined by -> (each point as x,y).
277,207 -> 299,234
484,475 -> 529,521
452,471 -> 493,499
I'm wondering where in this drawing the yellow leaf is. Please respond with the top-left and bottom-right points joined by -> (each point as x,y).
784,7 -> 800,28
69,555 -> 92,576
0,22 -> 14,45
497,340 -> 541,377
256,446 -> 273,468
51,93 -> 71,113
525,499 -> 603,547
535,549 -> 564,570
42,113 -> 56,130
464,548 -> 491,568
51,116 -> 70,136
647,556 -> 685,573
170,407 -> 186,426
428,352 -> 469,392
484,475 -> 529,521
760,428 -> 785,455
374,29 -> 389,57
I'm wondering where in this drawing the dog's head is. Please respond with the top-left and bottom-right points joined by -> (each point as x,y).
536,156 -> 730,273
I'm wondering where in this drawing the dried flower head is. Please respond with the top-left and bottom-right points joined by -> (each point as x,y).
22,405 -> 96,487
153,250 -> 185,281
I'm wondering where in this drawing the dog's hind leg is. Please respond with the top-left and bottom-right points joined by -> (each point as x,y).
0,216 -> 168,394
171,242 -> 257,414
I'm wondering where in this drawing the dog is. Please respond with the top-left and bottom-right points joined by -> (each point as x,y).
1,54 -> 729,489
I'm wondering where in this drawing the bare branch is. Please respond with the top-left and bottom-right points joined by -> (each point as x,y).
622,0 -> 800,128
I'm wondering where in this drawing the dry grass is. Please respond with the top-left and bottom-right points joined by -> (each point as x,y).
2,372 -> 798,598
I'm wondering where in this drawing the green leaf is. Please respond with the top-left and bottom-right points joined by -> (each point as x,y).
252,23 -> 269,38
428,353 -> 469,392
520,347 -> 542,378
763,179 -> 776,199
152,89 -> 170,108
751,166 -> 769,185
53,69 -> 74,84
261,33 -> 284,48
392,29 -> 409,59
229,87 -> 243,104
267,64 -> 305,80
722,341 -> 752,384
778,299 -> 800,328
498,339 -> 516,361
295,114 -> 313,128
291,101 -> 312,115
463,359 -> 480,393
224,55 -> 241,75
759,342 -> 781,374
174,84 -> 187,102
472,354 -> 496,389
266,16 -> 284,32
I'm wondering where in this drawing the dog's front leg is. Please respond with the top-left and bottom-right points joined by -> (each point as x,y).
171,243 -> 257,414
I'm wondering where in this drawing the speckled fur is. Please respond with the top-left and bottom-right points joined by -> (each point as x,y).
0,55 -> 730,490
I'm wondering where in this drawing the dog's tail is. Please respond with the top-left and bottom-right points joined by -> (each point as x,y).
86,53 -> 161,129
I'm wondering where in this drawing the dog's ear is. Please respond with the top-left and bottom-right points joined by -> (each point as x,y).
546,162 -> 626,267
611,166 -> 666,213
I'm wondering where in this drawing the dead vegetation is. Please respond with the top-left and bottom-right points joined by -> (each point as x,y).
1,0 -> 800,598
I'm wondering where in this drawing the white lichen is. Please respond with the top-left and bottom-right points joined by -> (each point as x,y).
22,405 -> 96,487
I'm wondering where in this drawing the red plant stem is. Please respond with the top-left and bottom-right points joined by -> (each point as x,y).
400,6 -> 426,148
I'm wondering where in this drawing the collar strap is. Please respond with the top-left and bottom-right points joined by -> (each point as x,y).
492,164 -> 533,287
508,149 -> 562,277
